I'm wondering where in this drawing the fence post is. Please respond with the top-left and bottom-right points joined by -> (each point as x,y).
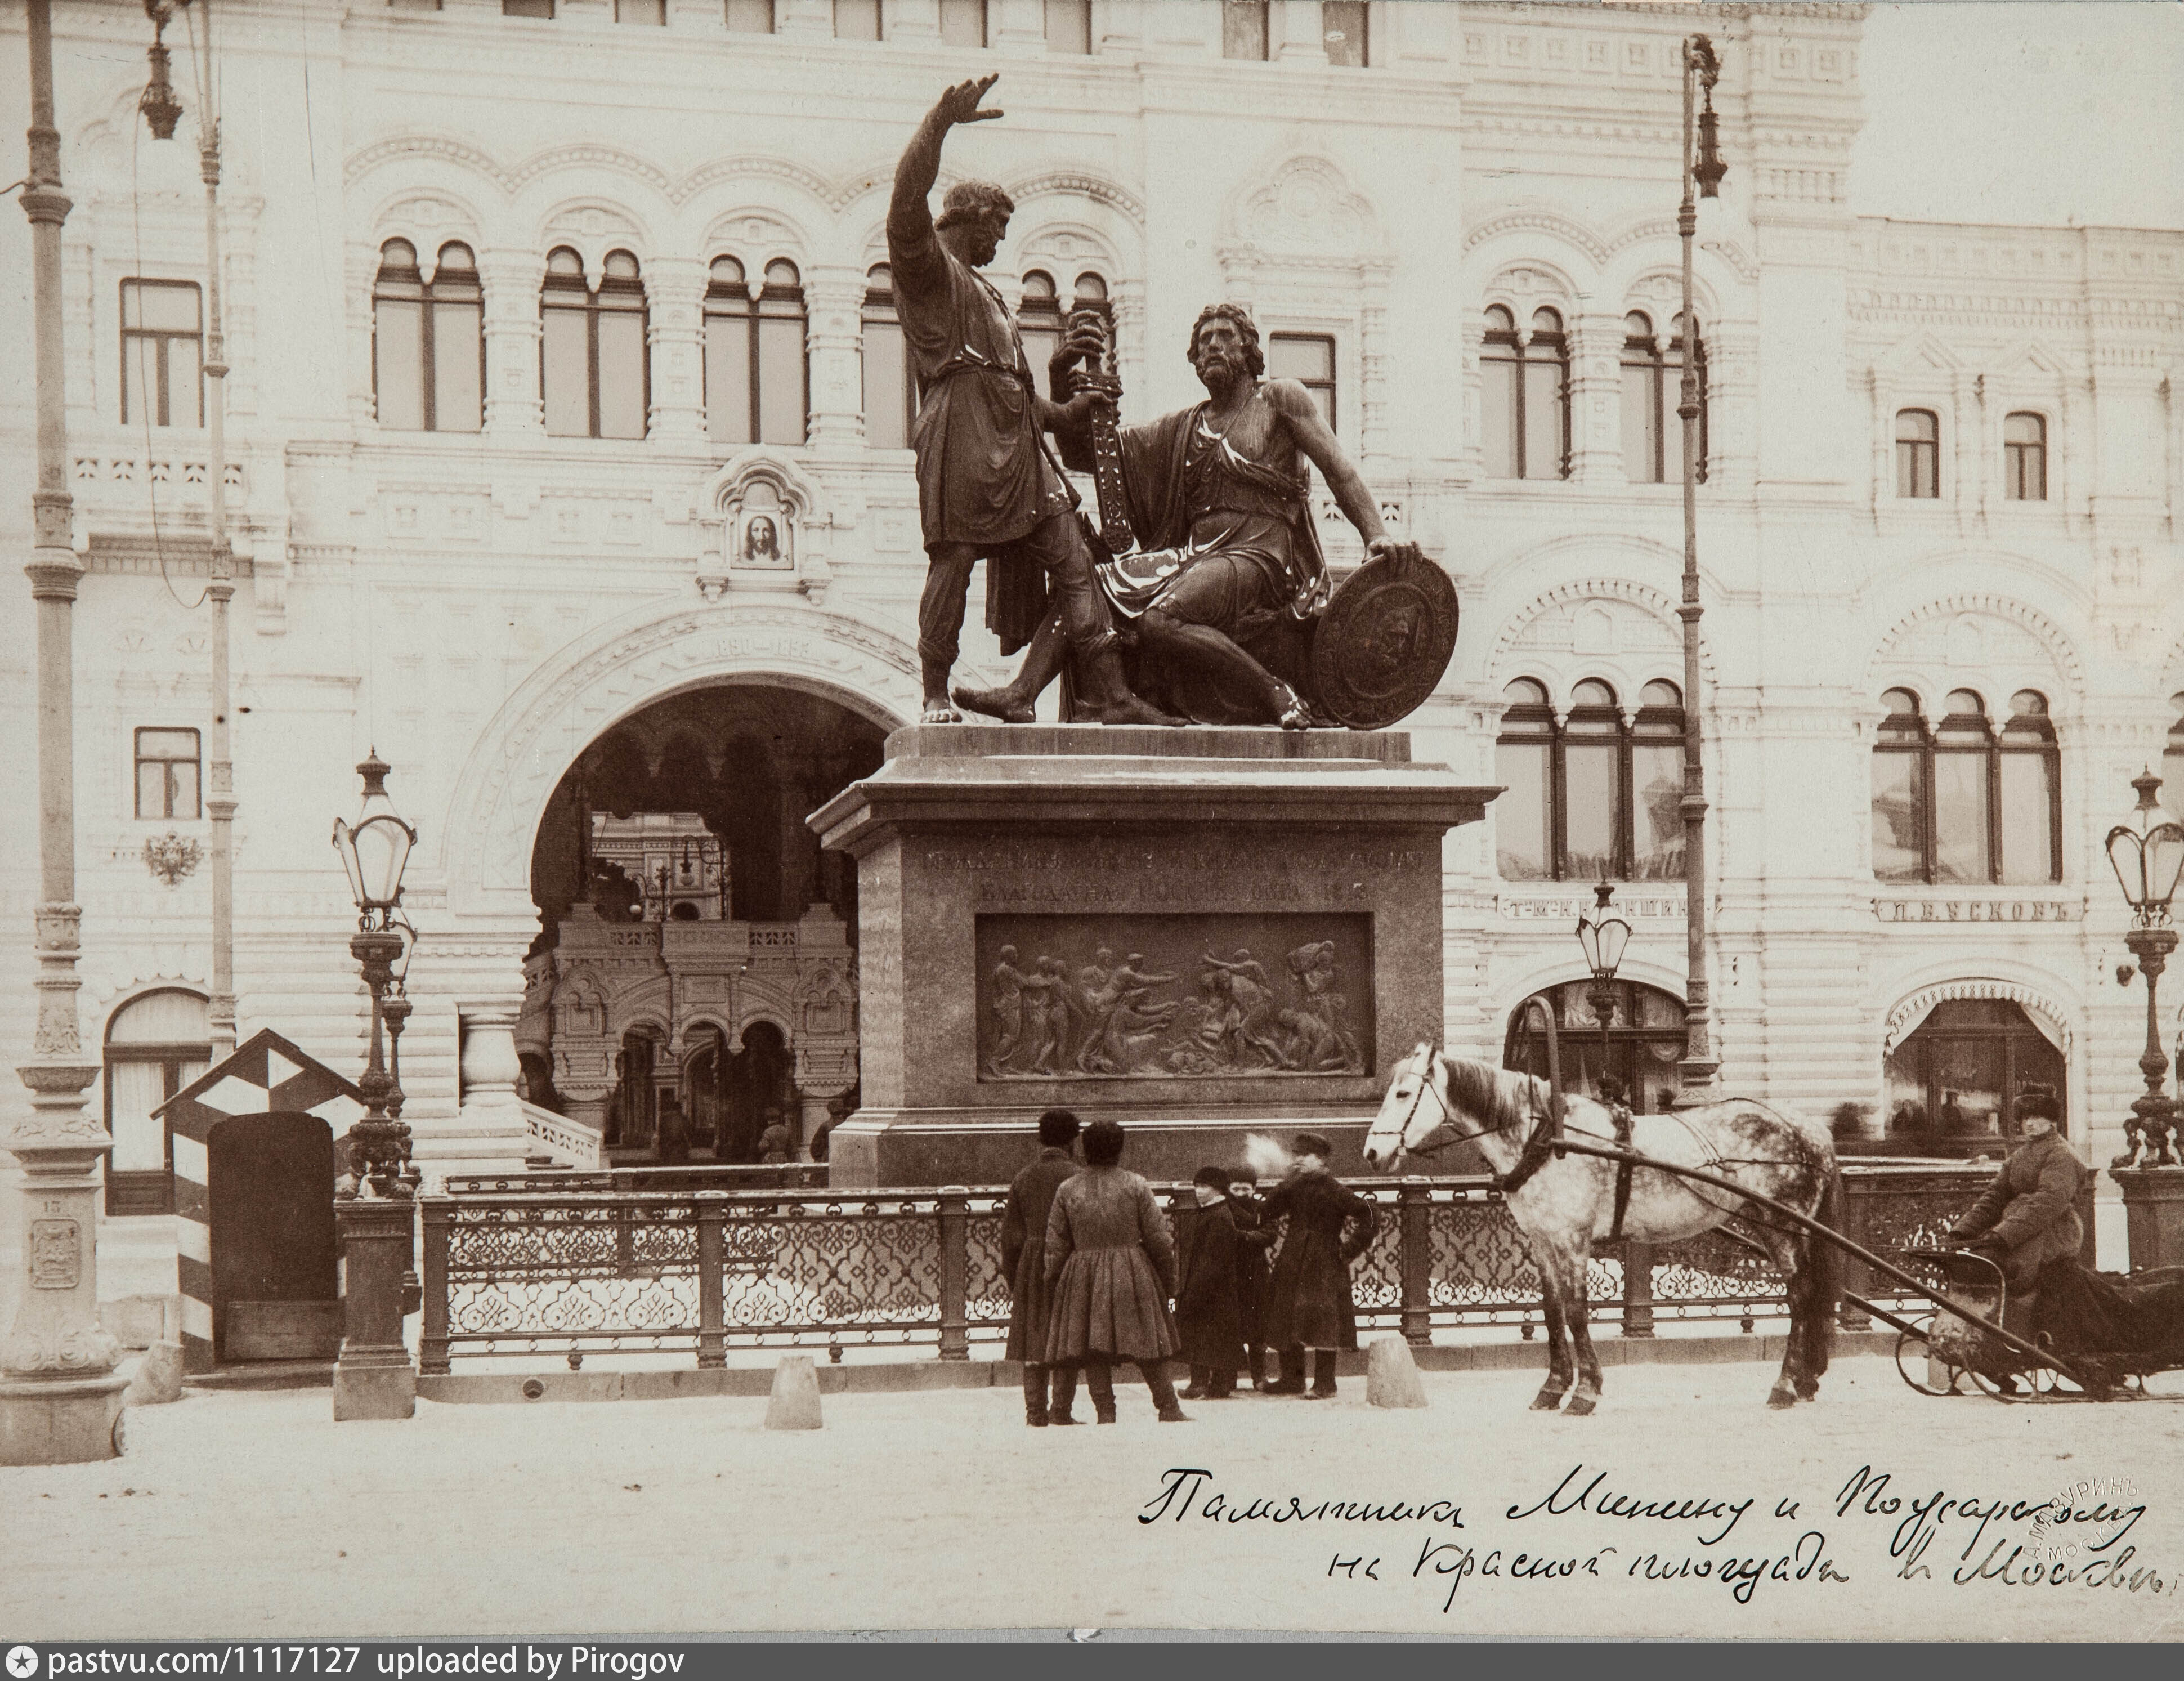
1399,1179 -> 1431,1346
1835,1169 -> 1872,1331
419,1194 -> 452,1376
1620,1239 -> 1655,1338
696,1191 -> 727,1369
938,1186 -> 970,1361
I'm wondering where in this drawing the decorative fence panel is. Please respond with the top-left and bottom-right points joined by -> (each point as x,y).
419,1163 -> 1998,1372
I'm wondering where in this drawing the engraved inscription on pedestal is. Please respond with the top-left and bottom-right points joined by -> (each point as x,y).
976,914 -> 1371,1081
30,1219 -> 82,1290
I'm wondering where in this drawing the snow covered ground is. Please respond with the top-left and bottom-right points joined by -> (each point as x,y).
8,1353 -> 2184,1641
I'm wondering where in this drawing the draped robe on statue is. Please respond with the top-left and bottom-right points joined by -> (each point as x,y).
1093,400 -> 1333,724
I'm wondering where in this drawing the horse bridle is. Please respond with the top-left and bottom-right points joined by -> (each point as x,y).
1382,1049 -> 1524,1157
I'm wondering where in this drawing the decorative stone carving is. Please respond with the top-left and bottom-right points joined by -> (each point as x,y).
142,831 -> 204,887
696,450 -> 829,602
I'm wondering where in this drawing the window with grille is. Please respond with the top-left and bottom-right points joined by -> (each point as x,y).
705,256 -> 807,448
135,728 -> 202,821
372,240 -> 482,433
541,248 -> 649,440
1481,306 -> 1569,480
1895,408 -> 1939,498
1494,677 -> 1685,881
1619,310 -> 1706,484
862,263 -> 915,451
121,280 -> 204,428
1268,333 -> 1336,431
1045,0 -> 1090,53
1322,0 -> 1367,65
1223,0 -> 1268,59
104,990 -> 210,1217
2003,411 -> 2047,501
1870,687 -> 2060,884
1017,270 -> 1063,389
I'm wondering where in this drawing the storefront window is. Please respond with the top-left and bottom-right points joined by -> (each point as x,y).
1882,998 -> 2064,1156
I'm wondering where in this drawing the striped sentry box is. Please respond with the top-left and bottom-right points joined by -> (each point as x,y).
154,1029 -> 366,1372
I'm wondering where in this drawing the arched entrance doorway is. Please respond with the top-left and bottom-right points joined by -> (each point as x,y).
1883,996 -> 2065,1157
1504,979 -> 1689,1115
517,682 -> 885,1164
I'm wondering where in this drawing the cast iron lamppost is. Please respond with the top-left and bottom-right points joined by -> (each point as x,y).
329,750 -> 420,1419
2107,768 -> 2184,1173
1674,33 -> 1726,1105
1576,878 -> 1632,1092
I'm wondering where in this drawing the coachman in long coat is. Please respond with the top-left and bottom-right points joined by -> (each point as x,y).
1948,1093 -> 2087,1333
1259,1133 -> 1376,1397
999,1110 -> 1082,1426
1041,1119 -> 1188,1423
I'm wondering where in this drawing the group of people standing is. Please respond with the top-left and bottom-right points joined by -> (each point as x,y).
999,1110 -> 1377,1424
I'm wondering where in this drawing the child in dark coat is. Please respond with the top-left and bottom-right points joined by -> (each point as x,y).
1175,1166 -> 1260,1399
1260,1130 -> 1376,1398
1227,1168 -> 1273,1391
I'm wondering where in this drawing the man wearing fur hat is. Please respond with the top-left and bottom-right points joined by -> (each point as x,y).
999,1108 -> 1082,1426
1257,1132 -> 1376,1397
1946,1090 -> 2088,1333
888,75 -> 1172,728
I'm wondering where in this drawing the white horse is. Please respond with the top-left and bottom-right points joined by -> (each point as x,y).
1364,1045 -> 1845,1412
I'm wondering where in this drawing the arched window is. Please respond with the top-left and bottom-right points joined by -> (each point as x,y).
2003,411 -> 2047,501
541,247 -> 648,439
373,239 -> 482,433
1017,270 -> 1063,387
1869,687 -> 2060,884
1481,305 -> 1568,480
1494,676 -> 1686,881
1619,310 -> 1706,484
861,263 -> 914,451
1885,999 -> 2065,1155
1506,981 -> 1688,1114
104,989 -> 210,1215
1223,0 -> 1269,59
705,256 -> 807,447
1895,408 -> 1939,498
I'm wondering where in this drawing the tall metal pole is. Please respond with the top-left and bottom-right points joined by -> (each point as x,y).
2,0 -> 129,1465
192,0 -> 237,1061
1675,34 -> 1721,1103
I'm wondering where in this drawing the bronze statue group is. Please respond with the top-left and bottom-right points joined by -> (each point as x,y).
1000,1110 -> 1376,1424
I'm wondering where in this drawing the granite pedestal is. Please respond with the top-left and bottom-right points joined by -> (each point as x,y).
809,726 -> 1492,1188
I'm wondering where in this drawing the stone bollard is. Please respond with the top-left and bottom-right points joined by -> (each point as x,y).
764,1354 -> 824,1430
1366,1336 -> 1429,1410
123,1342 -> 185,1408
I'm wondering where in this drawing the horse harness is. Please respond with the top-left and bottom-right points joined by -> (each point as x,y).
1608,1102 -> 1636,1240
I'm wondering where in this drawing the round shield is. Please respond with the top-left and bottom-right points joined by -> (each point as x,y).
1310,553 -> 1460,729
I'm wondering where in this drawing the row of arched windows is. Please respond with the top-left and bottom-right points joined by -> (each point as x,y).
371,239 -> 1121,449
1481,306 -> 1707,483
1494,677 -> 1688,882
1872,687 -> 2060,886
1894,408 -> 2049,500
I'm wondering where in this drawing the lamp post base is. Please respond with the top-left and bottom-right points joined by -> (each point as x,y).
333,1192 -> 417,1423
2111,1167 -> 2184,1274
0,1372 -> 129,1465
332,1353 -> 417,1422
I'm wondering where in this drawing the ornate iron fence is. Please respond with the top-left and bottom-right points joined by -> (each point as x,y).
418,1163 -> 2006,1372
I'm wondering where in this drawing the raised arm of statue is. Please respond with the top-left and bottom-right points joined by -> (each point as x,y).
888,75 -> 1003,268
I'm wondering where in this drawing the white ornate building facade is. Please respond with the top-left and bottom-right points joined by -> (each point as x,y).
1,0 -> 2179,1294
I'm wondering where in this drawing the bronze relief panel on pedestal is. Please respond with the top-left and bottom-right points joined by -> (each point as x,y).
975,914 -> 1373,1081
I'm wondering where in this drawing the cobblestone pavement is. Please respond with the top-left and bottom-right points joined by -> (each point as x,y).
6,1354 -> 2184,1640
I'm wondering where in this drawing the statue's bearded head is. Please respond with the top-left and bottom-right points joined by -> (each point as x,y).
1188,303 -> 1265,395
935,181 -> 1015,267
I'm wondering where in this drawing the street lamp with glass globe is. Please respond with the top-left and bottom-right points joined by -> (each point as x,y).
1576,878 -> 1632,1098
328,750 -> 420,1421
2107,768 -> 2184,1170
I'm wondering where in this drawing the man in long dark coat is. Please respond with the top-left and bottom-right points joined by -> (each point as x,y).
887,75 -> 1172,728
1948,1091 -> 2087,1335
1259,1131 -> 1375,1398
1175,1166 -> 1261,1400
999,1108 -> 1082,1426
